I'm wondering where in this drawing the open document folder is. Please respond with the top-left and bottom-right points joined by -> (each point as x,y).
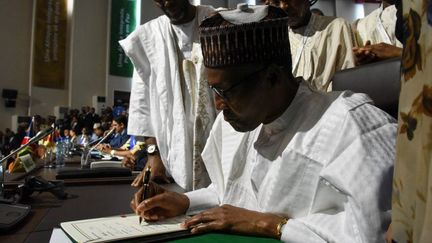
60,214 -> 190,243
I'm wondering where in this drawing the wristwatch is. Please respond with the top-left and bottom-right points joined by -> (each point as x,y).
146,144 -> 158,155
110,150 -> 116,156
276,218 -> 288,239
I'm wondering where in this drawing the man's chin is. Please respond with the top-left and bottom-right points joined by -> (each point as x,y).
227,120 -> 258,133
167,12 -> 186,24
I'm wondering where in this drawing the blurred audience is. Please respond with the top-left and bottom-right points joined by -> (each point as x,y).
108,115 -> 129,149
78,127 -> 90,146
69,128 -> 79,145
90,123 -> 104,142
0,105 -> 127,157
63,128 -> 70,139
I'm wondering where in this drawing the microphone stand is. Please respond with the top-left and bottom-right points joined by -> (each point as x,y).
0,124 -> 56,231
81,128 -> 115,168
1,125 -> 54,201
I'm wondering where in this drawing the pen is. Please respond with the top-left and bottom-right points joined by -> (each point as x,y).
139,166 -> 151,224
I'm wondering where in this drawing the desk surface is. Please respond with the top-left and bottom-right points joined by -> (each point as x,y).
1,165 -> 280,243
4,158 -> 137,189
0,184 -> 136,243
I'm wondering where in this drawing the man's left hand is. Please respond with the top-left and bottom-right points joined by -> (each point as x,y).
182,204 -> 287,239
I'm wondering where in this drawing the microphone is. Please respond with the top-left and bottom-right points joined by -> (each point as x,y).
27,125 -> 54,145
0,124 -> 56,231
86,137 -> 103,147
89,128 -> 115,152
0,124 -> 55,165
82,128 -> 115,168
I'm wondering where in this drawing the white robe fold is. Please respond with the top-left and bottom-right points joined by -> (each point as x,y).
119,6 -> 216,191
355,4 -> 402,47
186,83 -> 396,242
289,14 -> 356,92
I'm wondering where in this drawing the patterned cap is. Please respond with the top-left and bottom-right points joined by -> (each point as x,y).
199,4 -> 291,68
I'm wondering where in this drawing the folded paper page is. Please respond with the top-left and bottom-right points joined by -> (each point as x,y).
60,214 -> 189,243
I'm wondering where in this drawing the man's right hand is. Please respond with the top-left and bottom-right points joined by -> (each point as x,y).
131,154 -> 170,187
131,182 -> 190,222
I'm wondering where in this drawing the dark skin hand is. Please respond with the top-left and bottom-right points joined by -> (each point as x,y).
131,182 -> 190,221
131,184 -> 287,239
122,153 -> 136,169
131,136 -> 170,187
130,154 -> 170,187
182,204 -> 287,239
353,40 -> 402,66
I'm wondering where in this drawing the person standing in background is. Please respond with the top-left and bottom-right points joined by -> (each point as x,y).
119,0 -> 217,191
262,0 -> 356,91
355,0 -> 402,47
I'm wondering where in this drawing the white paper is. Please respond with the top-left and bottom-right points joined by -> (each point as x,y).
20,154 -> 36,172
60,214 -> 189,243
49,228 -> 73,243
90,161 -> 122,169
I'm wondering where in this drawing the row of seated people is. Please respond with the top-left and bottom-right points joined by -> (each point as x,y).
63,115 -> 129,149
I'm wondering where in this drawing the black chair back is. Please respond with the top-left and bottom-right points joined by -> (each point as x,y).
332,58 -> 401,118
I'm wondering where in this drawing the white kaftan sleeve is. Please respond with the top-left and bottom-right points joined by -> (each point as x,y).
185,184 -> 220,215
119,33 -> 154,137
281,109 -> 396,243
184,114 -> 226,215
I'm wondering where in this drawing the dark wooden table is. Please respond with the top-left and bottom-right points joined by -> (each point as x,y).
0,161 -> 277,243
0,184 -> 136,242
0,157 -> 157,243
4,157 -> 138,188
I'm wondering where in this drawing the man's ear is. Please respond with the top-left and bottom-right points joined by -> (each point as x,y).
264,64 -> 282,87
